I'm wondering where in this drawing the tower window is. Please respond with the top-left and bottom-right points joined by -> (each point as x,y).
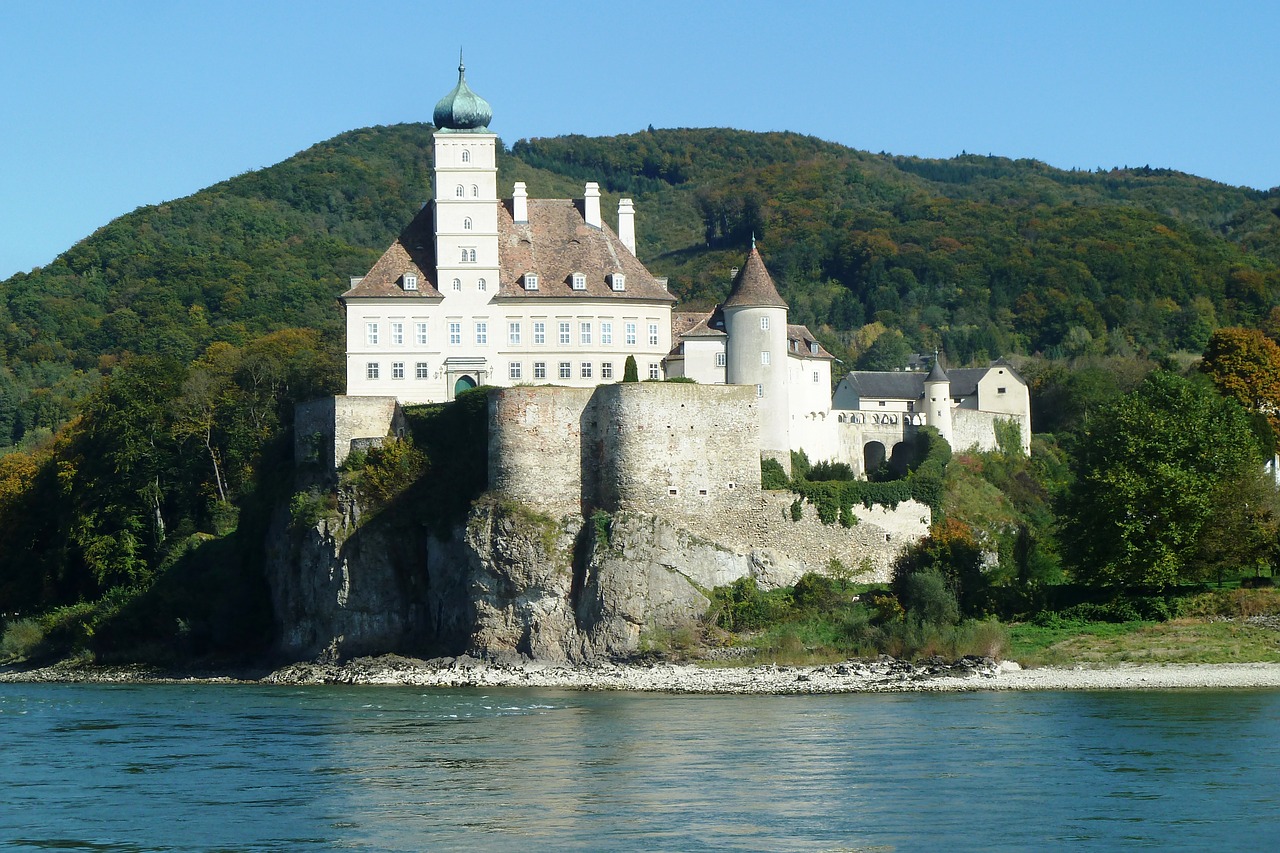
455,185 -> 464,197
471,185 -> 479,197
463,217 -> 473,231
760,316 -> 769,330
461,149 -> 471,163
459,248 -> 476,263
761,351 -> 771,366
478,277 -> 486,291
452,278 -> 462,292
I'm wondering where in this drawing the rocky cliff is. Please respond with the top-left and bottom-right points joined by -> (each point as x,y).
266,491 -> 877,664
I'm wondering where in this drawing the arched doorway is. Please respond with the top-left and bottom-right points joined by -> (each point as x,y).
454,375 -> 477,396
863,441 -> 886,479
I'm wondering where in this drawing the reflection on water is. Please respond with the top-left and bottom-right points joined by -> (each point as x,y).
1,684 -> 1278,850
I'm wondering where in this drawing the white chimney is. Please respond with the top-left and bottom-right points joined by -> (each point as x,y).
584,182 -> 601,229
617,197 -> 636,254
512,182 -> 528,223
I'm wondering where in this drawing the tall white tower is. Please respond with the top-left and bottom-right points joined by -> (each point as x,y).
723,242 -> 791,472
432,55 -> 498,396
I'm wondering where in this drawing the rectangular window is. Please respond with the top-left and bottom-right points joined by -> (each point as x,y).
761,351 -> 771,366
392,362 -> 405,379
534,322 -> 546,345
391,322 -> 404,345
558,361 -> 572,380
534,362 -> 547,380
559,322 -> 571,345
508,321 -> 521,346
756,383 -> 764,398
648,363 -> 660,380
415,362 -> 429,379
581,362 -> 593,379
601,362 -> 613,380
601,322 -> 613,345
572,273 -> 586,291
648,323 -> 659,346
813,371 -> 820,383
760,317 -> 769,331
366,362 -> 380,380
509,362 -> 522,380
449,322 -> 461,345
625,322 -> 637,346
402,273 -> 418,291
366,322 -> 379,346
415,322 -> 429,346
998,387 -> 1008,394
580,322 -> 592,345
610,273 -> 626,292
716,351 -> 726,367
475,322 -> 488,345
525,273 -> 539,291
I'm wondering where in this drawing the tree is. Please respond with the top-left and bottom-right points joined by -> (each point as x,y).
1200,327 -> 1280,451
623,355 -> 639,383
1059,371 -> 1273,589
855,330 -> 911,371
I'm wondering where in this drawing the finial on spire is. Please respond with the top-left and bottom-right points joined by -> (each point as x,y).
751,232 -> 756,250
458,47 -> 465,73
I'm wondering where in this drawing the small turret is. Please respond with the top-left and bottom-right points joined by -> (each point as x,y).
923,354 -> 953,446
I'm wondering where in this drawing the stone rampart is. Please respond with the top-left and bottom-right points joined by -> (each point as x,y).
295,396 -> 404,469
952,409 -> 1030,454
488,386 -> 596,517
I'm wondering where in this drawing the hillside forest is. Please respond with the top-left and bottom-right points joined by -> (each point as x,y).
3,122 -> 1280,664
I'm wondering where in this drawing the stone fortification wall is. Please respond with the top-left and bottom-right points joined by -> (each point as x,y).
951,409 -> 1029,454
488,387 -> 596,518
593,383 -> 761,516
488,383 -> 761,519
295,396 -> 404,470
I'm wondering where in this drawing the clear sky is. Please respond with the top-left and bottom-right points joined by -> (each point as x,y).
1,0 -> 1277,281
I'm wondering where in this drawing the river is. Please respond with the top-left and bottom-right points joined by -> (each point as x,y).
1,683 -> 1277,850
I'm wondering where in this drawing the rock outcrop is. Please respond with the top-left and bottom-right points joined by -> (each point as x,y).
266,491 -> 909,664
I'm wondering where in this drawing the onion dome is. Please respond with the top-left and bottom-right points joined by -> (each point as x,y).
433,54 -> 492,132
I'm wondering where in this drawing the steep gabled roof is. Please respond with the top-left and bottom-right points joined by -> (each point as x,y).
786,324 -> 835,360
843,371 -> 926,400
673,311 -> 727,339
495,199 -> 675,302
341,205 -> 442,300
723,246 -> 787,309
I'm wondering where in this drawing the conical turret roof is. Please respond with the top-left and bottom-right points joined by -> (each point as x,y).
925,356 -> 949,382
723,243 -> 787,309
433,54 -> 492,132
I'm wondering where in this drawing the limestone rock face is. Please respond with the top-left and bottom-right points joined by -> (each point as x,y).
267,493 -> 883,663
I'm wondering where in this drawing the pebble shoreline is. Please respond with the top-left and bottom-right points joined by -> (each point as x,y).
5,655 -> 1280,693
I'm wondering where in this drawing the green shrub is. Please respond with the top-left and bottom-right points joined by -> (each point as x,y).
592,509 -> 613,550
761,458 -> 788,490
0,618 -> 45,662
789,498 -> 803,522
790,449 -> 812,480
900,569 -> 960,626
808,461 -> 855,481
623,355 -> 639,383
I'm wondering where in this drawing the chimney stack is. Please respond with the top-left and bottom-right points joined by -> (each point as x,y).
617,198 -> 636,254
512,182 -> 528,223
584,182 -> 601,229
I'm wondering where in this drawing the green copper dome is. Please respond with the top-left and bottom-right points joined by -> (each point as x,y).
433,56 -> 492,132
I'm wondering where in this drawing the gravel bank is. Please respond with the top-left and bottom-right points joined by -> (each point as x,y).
6,655 -> 1280,693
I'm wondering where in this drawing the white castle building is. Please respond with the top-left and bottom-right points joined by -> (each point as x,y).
331,60 -> 1031,476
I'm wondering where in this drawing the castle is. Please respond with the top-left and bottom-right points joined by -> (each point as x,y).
318,59 -> 1030,488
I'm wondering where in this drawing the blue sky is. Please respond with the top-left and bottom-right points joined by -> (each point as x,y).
1,0 -> 1277,280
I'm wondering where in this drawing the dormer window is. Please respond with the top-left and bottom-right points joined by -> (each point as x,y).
571,273 -> 586,291
402,273 -> 418,291
524,273 -> 539,291
810,341 -> 819,355
461,149 -> 471,163
610,273 -> 626,292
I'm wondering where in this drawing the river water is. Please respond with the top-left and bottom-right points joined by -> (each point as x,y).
1,683 -> 1277,851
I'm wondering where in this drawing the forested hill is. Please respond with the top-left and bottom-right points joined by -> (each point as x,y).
4,122 -> 1280,447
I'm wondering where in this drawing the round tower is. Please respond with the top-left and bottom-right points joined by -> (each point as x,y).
923,356 -> 953,447
723,241 -> 791,472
